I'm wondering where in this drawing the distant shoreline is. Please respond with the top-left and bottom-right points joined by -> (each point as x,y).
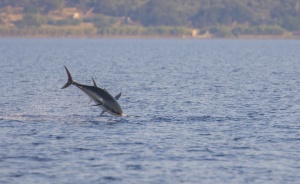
2,2 -> 300,41
0,34 -> 299,39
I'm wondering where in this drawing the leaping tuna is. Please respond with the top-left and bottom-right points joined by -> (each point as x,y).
61,66 -> 125,117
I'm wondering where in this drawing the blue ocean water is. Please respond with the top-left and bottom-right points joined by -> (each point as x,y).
0,39 -> 300,184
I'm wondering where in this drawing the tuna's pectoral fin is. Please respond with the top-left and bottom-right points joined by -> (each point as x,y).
100,110 -> 106,116
92,103 -> 102,106
115,92 -> 121,100
92,100 -> 103,106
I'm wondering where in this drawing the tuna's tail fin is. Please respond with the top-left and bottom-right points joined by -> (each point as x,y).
61,66 -> 73,89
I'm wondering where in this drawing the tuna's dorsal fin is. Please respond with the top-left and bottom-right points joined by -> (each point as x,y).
92,77 -> 97,87
115,92 -> 121,100
92,78 -> 108,93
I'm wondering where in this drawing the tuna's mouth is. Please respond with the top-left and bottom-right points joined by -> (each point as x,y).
110,109 -> 125,117
116,112 -> 125,117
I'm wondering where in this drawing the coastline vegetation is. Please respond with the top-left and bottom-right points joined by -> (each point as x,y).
0,0 -> 299,38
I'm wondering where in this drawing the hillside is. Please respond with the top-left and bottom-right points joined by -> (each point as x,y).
0,0 -> 300,38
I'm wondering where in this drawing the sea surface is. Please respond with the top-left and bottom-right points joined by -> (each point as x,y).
0,39 -> 300,184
